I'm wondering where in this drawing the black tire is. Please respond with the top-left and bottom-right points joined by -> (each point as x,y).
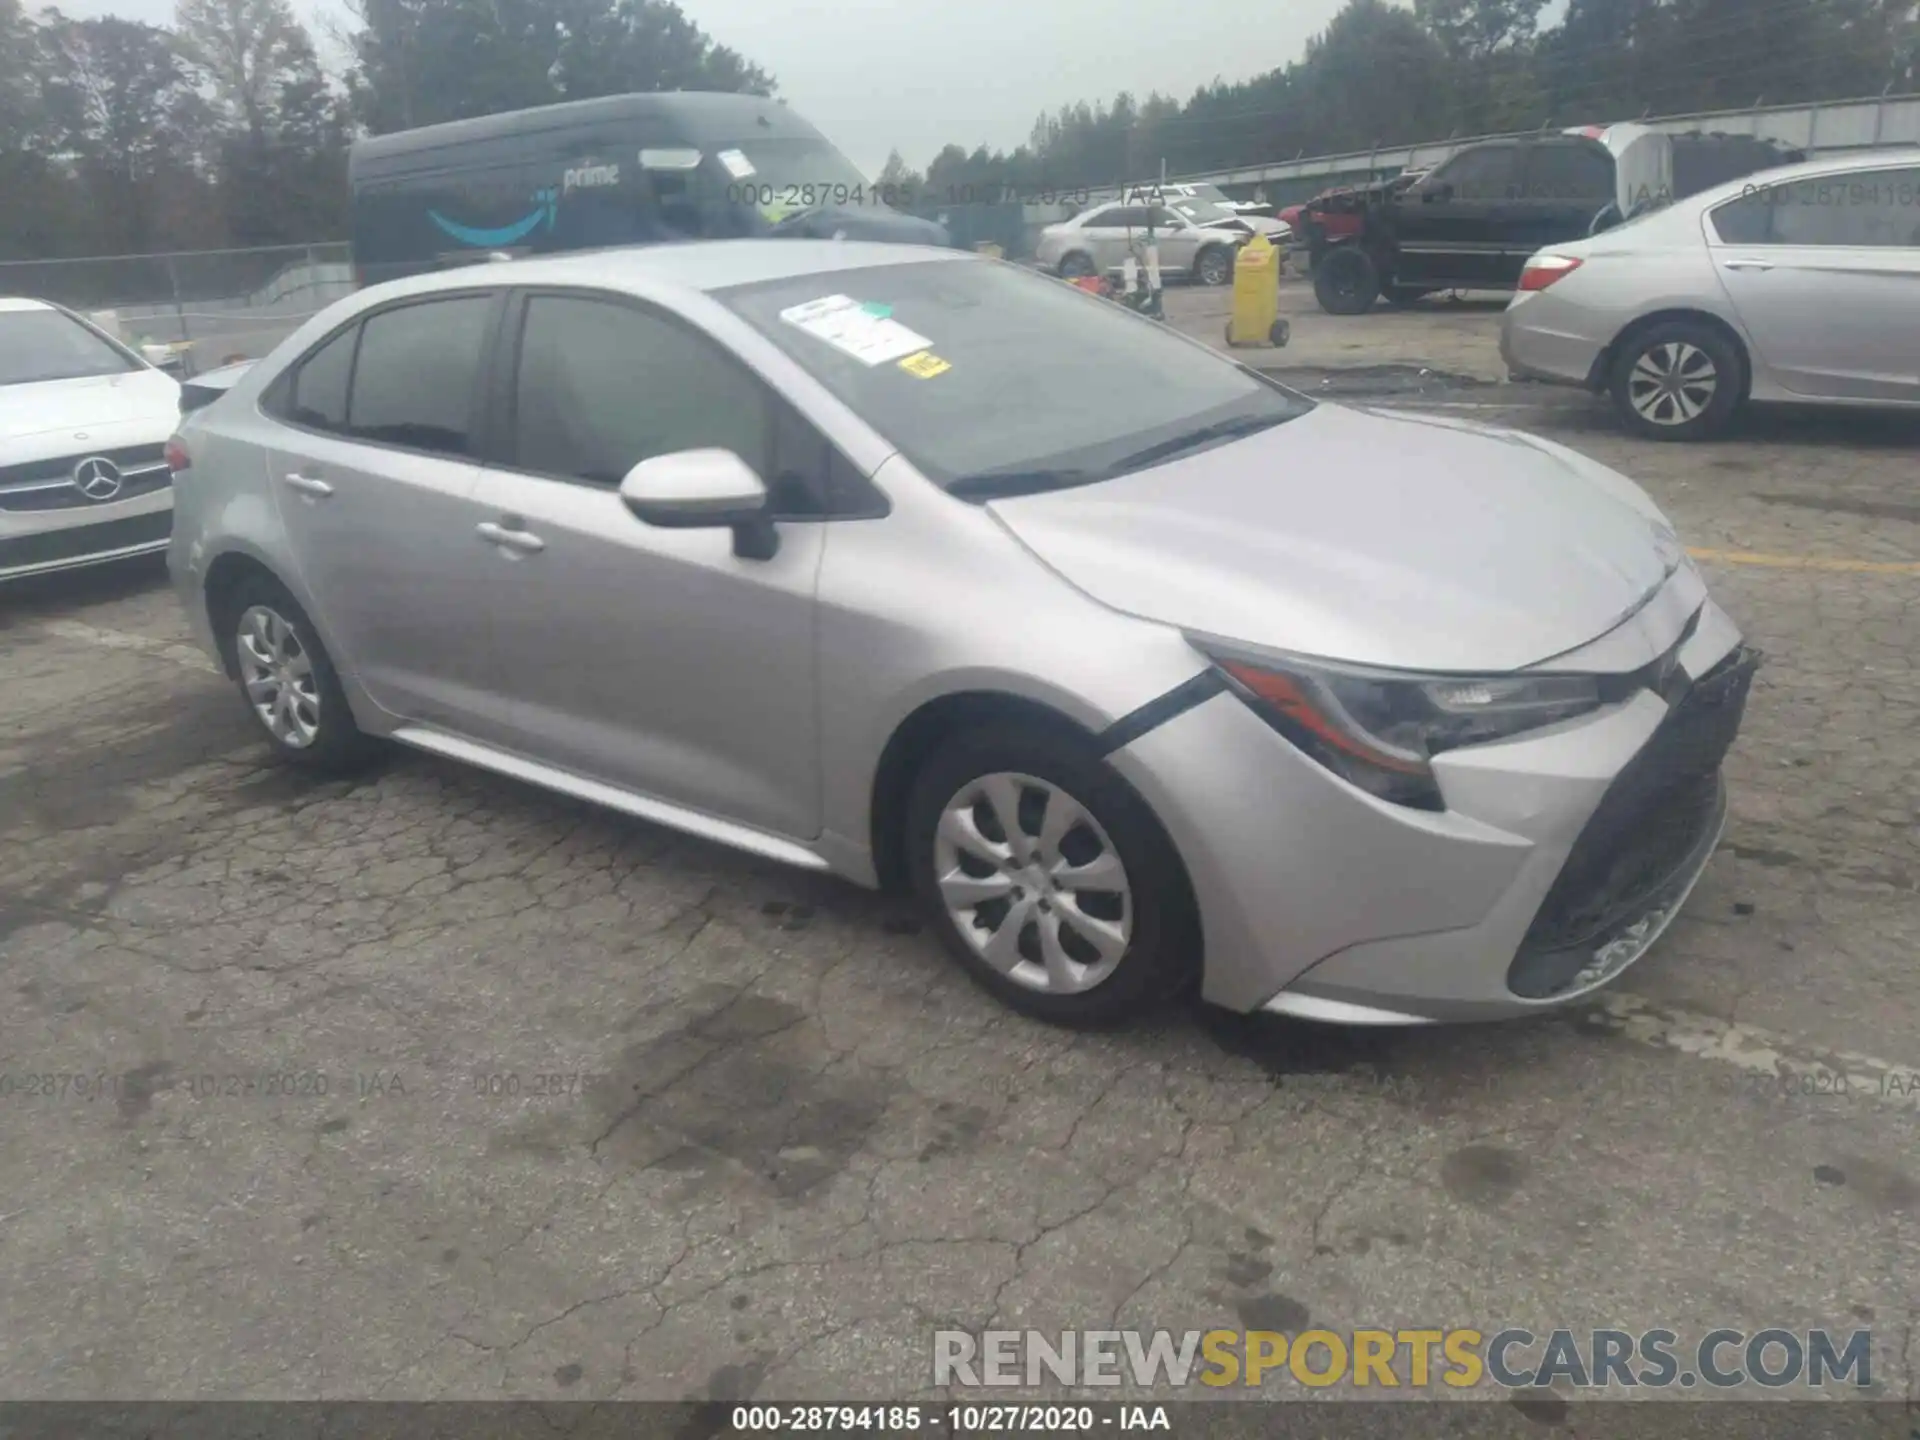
1381,283 -> 1429,308
1608,320 -> 1746,442
1269,318 -> 1291,347
1194,244 -> 1233,287
221,574 -> 379,774
905,722 -> 1199,1027
1057,251 -> 1094,279
1313,246 -> 1380,315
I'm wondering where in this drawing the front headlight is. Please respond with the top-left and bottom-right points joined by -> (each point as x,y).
1201,645 -> 1603,810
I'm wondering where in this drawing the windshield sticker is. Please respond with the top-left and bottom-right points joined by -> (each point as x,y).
779,294 -> 932,367
898,351 -> 951,379
717,148 -> 757,180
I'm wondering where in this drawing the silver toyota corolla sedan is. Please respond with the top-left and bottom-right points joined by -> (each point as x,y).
167,240 -> 1757,1028
1501,148 -> 1920,440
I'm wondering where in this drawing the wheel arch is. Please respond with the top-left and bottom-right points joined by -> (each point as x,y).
1193,239 -> 1234,273
868,691 -> 1097,895
201,546 -> 297,679
864,686 -> 1201,931
1590,308 -> 1753,399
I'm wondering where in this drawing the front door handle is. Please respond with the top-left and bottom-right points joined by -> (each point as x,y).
281,472 -> 333,497
1722,258 -> 1775,272
476,520 -> 546,554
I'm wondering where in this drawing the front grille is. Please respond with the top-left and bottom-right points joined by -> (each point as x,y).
0,444 -> 170,513
1507,647 -> 1760,999
0,510 -> 172,574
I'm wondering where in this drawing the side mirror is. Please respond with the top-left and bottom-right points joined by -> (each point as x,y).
1422,182 -> 1454,203
617,449 -> 779,561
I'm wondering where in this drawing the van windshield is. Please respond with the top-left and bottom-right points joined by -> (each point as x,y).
708,138 -> 874,216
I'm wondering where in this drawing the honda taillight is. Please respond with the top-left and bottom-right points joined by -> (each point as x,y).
164,436 -> 191,473
1518,255 -> 1584,292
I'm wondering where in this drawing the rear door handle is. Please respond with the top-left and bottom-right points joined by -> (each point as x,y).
476,520 -> 545,554
1722,259 -> 1775,272
281,472 -> 333,497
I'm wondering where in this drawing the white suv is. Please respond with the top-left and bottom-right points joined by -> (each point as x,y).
1,298 -> 182,583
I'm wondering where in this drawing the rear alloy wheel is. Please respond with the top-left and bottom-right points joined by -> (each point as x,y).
1313,246 -> 1380,315
237,603 -> 323,750
1609,321 -> 1744,441
225,577 -> 378,773
1195,245 -> 1233,287
906,725 -> 1197,1026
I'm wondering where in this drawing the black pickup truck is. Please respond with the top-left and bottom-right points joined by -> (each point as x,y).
1301,126 -> 1804,314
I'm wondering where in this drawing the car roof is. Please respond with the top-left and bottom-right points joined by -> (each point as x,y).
358,239 -> 970,306
0,297 -> 57,313
1679,146 -> 1920,211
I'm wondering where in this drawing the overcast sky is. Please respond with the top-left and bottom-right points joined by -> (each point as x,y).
51,0 -> 1358,176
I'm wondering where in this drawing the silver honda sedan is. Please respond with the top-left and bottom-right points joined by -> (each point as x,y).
168,240 -> 1756,1027
1501,148 -> 1920,440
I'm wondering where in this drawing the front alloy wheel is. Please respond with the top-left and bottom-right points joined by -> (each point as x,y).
906,723 -> 1198,1026
237,604 -> 321,748
933,772 -> 1133,996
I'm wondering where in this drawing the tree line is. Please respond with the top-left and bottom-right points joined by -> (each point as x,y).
881,0 -> 1918,202
1,0 -> 1914,262
0,0 -> 769,260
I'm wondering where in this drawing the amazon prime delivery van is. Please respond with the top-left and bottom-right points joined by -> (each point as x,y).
349,92 -> 952,286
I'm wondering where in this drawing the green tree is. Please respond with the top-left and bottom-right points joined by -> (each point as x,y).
35,12 -> 210,252
175,0 -> 351,243
345,0 -> 772,136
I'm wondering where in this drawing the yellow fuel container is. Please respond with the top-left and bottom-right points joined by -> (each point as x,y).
1225,233 -> 1289,348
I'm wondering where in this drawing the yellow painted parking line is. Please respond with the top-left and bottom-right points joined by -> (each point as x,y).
1687,547 -> 1920,575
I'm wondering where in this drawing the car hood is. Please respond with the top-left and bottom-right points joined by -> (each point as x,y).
987,403 -> 1684,674
0,370 -> 180,442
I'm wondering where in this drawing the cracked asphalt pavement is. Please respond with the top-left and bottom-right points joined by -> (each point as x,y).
2,294 -> 1918,1407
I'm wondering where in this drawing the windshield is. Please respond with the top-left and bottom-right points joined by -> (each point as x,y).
1168,197 -> 1241,226
720,259 -> 1313,495
708,138 -> 875,219
0,308 -> 140,386
1187,184 -> 1242,207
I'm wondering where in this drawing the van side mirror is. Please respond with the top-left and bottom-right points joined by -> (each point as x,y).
617,449 -> 779,561
1423,181 -> 1454,203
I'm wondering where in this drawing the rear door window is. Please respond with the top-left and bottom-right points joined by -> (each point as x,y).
1712,168 -> 1920,247
1769,168 -> 1920,247
1431,145 -> 1522,201
344,295 -> 494,455
1708,189 -> 1776,244
1523,142 -> 1615,202
285,326 -> 357,432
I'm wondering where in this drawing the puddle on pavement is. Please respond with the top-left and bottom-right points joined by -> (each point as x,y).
1256,362 -> 1502,398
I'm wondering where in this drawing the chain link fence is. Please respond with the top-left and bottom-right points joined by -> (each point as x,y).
0,242 -> 354,375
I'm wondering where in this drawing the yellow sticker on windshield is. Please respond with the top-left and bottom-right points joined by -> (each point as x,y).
899,351 -> 951,379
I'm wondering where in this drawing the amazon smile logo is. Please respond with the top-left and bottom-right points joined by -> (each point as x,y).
429,186 -> 559,248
